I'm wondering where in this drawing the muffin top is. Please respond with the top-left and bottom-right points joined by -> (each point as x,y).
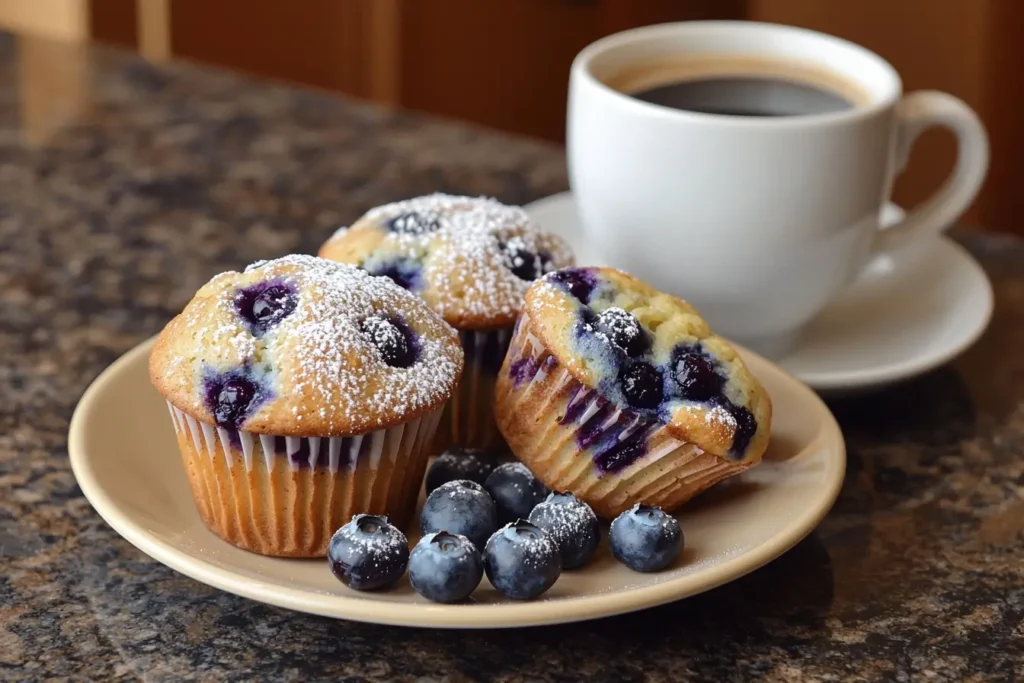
521,267 -> 771,463
150,255 -> 464,437
318,194 -> 574,330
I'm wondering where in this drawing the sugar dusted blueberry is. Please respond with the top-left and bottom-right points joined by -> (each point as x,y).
501,237 -> 544,281
420,480 -> 497,550
202,370 -> 267,429
328,514 -> 409,590
425,448 -> 502,494
409,532 -> 484,603
251,286 -> 294,325
366,258 -> 423,292
213,378 -> 256,426
362,315 -> 416,368
528,492 -> 600,569
595,307 -> 647,356
484,462 -> 550,526
609,504 -> 683,572
548,268 -> 596,303
483,520 -> 561,600
386,210 -> 440,235
233,280 -> 297,333
620,361 -> 663,409
672,345 -> 724,402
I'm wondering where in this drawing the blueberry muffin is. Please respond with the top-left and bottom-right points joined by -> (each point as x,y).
150,255 -> 463,557
493,267 -> 771,519
319,194 -> 573,449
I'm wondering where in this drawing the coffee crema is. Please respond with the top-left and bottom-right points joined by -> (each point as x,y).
602,55 -> 874,117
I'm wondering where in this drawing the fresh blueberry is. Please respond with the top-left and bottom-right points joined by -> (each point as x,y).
211,377 -> 257,427
408,531 -> 484,603
362,315 -> 416,368
483,520 -> 561,600
386,211 -> 440,235
501,238 -> 544,281
672,346 -> 724,402
620,361 -> 664,409
420,480 -> 497,550
528,492 -> 601,569
484,462 -> 550,526
234,281 -> 298,333
609,504 -> 683,572
548,268 -> 596,303
594,307 -> 647,356
328,514 -> 409,590
425,448 -> 502,494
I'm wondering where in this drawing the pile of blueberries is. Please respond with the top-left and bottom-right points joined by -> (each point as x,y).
327,448 -> 685,603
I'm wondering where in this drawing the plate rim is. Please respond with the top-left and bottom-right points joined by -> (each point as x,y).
525,191 -> 994,393
69,337 -> 846,629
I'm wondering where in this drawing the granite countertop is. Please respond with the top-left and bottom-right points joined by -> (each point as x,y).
1,31 -> 1021,683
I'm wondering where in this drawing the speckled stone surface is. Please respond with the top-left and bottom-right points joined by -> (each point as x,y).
1,32 -> 1022,683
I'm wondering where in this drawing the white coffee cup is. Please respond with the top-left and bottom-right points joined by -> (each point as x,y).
568,21 -> 988,356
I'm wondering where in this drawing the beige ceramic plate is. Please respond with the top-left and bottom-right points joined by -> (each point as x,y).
69,337 -> 844,628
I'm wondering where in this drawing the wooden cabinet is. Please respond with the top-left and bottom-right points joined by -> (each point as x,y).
15,0 -> 1024,230
161,0 -> 743,141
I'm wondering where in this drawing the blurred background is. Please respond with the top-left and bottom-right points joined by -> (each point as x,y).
4,0 -> 1020,232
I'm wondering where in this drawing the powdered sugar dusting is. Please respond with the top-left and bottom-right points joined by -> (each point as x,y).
522,266 -> 769,461
156,255 -> 463,436
493,520 -> 559,564
529,494 -> 598,549
330,514 -> 409,576
323,194 -> 574,327
704,403 -> 737,428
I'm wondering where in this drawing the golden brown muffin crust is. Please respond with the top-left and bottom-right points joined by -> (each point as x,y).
319,194 -> 574,330
150,255 -> 464,436
522,266 -> 771,462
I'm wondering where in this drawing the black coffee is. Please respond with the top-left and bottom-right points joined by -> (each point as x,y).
631,76 -> 854,117
603,56 -> 870,118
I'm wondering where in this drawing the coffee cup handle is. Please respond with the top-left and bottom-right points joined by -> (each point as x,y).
872,91 -> 989,255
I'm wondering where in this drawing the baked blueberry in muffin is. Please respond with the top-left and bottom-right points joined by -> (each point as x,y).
319,194 -> 574,449
150,255 -> 463,557
493,266 -> 771,519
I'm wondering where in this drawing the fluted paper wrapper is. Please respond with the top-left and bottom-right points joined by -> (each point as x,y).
494,313 -> 753,519
436,327 -> 512,450
166,403 -> 442,557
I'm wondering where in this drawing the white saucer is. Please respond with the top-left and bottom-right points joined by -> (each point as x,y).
69,337 -> 844,629
526,192 -> 993,394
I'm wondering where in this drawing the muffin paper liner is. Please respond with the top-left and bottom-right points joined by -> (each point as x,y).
493,313 -> 753,519
166,402 -> 442,557
437,326 -> 513,450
